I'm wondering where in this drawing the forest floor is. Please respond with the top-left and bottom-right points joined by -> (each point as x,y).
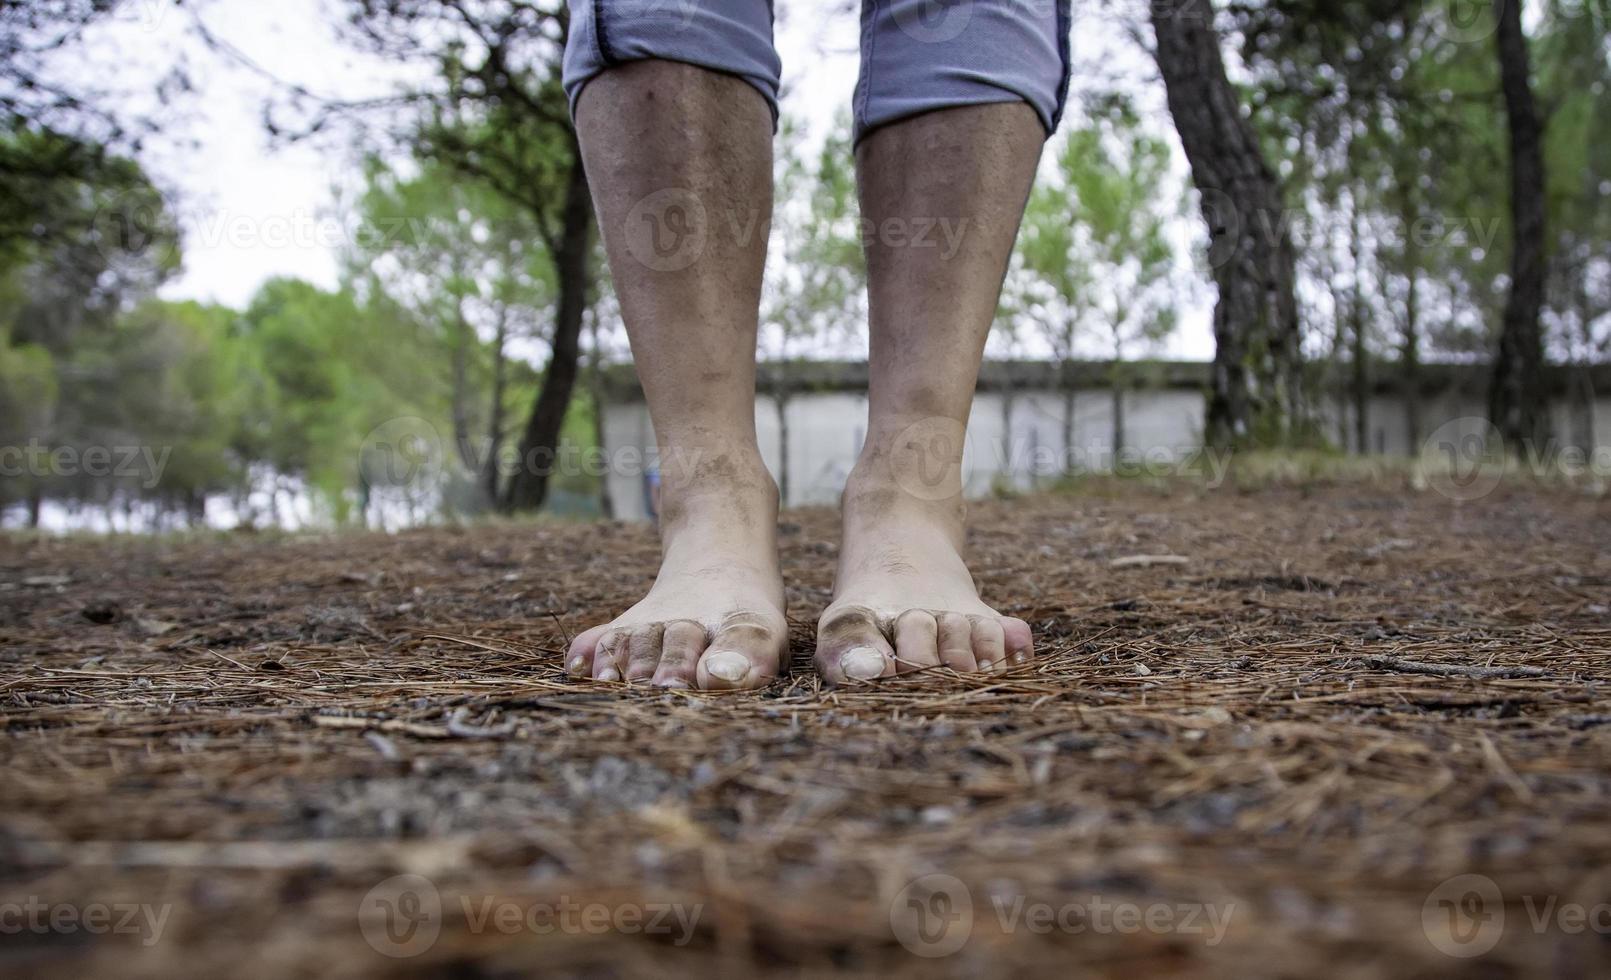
2,480 -> 1609,979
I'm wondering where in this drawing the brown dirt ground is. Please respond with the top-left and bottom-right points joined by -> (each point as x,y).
2,484 -> 1609,979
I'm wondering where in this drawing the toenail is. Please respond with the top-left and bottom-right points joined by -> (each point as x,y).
656,678 -> 691,690
978,659 -> 997,673
597,666 -> 620,682
842,647 -> 886,680
705,652 -> 750,683
567,657 -> 585,675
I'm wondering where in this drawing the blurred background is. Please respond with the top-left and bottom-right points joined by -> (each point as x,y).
1,0 -> 1607,533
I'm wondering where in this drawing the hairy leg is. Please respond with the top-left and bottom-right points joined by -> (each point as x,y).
566,60 -> 785,691
816,103 -> 1043,684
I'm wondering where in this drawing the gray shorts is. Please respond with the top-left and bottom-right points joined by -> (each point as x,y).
563,0 -> 1072,142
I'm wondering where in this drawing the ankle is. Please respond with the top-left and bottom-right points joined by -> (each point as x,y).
657,444 -> 778,533
842,457 -> 966,543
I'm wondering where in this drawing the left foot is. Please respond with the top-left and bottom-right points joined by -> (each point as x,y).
814,463 -> 1033,684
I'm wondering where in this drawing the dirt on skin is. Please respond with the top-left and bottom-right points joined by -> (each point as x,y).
1,483 -> 1609,979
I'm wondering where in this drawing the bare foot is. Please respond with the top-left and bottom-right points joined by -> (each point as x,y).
815,467 -> 1033,684
566,450 -> 787,691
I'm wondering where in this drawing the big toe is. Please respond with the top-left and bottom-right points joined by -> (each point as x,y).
695,617 -> 783,691
814,605 -> 897,685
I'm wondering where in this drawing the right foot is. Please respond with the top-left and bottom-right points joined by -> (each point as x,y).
565,449 -> 788,691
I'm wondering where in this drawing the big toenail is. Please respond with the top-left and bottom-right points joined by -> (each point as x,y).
842,647 -> 886,680
705,652 -> 750,683
567,657 -> 586,676
597,666 -> 620,682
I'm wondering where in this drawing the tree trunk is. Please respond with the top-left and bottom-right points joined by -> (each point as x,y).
501,141 -> 594,512
450,289 -> 477,474
1325,248 -> 1351,447
1350,203 -> 1368,455
1487,0 -> 1549,453
585,312 -> 614,520
775,390 -> 790,508
1401,203 -> 1423,454
999,378 -> 1017,486
481,307 -> 508,507
1111,382 -> 1125,458
1110,331 -> 1127,458
1570,366 -> 1594,455
1402,266 -> 1422,453
1061,365 -> 1077,477
1570,263 -> 1597,454
1151,0 -> 1306,448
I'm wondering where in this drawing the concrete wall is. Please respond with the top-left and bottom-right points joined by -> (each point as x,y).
603,385 -> 1611,522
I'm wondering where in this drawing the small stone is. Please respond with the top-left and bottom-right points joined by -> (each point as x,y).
135,618 -> 177,637
81,601 -> 122,625
1110,554 -> 1191,569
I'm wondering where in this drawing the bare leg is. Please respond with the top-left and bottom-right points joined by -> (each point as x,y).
566,61 -> 786,691
815,104 -> 1042,683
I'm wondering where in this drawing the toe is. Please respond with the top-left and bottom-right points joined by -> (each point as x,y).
592,629 -> 628,682
893,610 -> 941,673
653,620 -> 706,689
696,616 -> 781,691
815,605 -> 897,685
968,616 -> 1005,672
567,624 -> 608,678
937,612 -> 979,673
624,623 -> 666,684
1001,617 -> 1035,665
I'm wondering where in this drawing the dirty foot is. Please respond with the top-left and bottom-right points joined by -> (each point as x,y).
815,459 -> 1033,684
567,449 -> 787,691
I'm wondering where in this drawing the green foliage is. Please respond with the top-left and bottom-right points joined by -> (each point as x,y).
763,112 -> 864,362
1236,0 -> 1610,368
346,155 -> 547,488
1536,0 -> 1611,362
0,128 -> 181,345
1015,103 -> 1185,361
239,278 -> 441,519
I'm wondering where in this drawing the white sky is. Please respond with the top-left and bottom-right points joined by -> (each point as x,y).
66,0 -> 1215,360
